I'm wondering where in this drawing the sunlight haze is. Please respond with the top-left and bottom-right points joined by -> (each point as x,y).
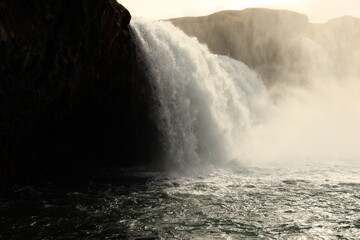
119,0 -> 360,22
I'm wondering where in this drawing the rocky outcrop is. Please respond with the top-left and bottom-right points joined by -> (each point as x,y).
170,9 -> 360,86
0,0 -> 158,183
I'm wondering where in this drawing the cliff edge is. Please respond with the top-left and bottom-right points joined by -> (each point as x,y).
0,0 -> 156,183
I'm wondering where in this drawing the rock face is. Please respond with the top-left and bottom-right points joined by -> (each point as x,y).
170,9 -> 360,86
0,0 -> 158,183
170,9 -> 309,86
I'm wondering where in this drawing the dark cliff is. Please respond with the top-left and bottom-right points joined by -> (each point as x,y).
0,0 -> 157,184
170,9 -> 360,86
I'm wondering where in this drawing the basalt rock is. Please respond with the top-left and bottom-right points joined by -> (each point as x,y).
0,0 -> 157,184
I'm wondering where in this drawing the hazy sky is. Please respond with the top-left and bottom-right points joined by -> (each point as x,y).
119,0 -> 360,23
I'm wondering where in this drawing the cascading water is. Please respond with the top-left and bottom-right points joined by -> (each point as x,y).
131,18 -> 268,170
131,18 -> 360,170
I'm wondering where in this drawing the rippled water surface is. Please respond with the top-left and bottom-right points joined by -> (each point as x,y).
1,163 -> 360,239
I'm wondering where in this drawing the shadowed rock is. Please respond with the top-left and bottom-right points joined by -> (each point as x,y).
0,0 -> 159,184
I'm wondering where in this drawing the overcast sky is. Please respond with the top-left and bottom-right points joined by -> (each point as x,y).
119,0 -> 360,23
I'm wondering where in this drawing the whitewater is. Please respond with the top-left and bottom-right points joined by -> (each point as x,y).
131,18 -> 268,170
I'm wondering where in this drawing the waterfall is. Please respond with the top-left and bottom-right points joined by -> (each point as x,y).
131,18 -> 360,170
131,18 -> 268,170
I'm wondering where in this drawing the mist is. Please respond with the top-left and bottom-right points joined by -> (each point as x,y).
243,78 -> 360,165
243,16 -> 360,165
169,9 -> 360,166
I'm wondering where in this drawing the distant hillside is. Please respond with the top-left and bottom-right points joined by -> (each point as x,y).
307,16 -> 360,79
169,9 -> 360,86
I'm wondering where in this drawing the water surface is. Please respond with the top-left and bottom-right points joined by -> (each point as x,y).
1,163 -> 359,239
